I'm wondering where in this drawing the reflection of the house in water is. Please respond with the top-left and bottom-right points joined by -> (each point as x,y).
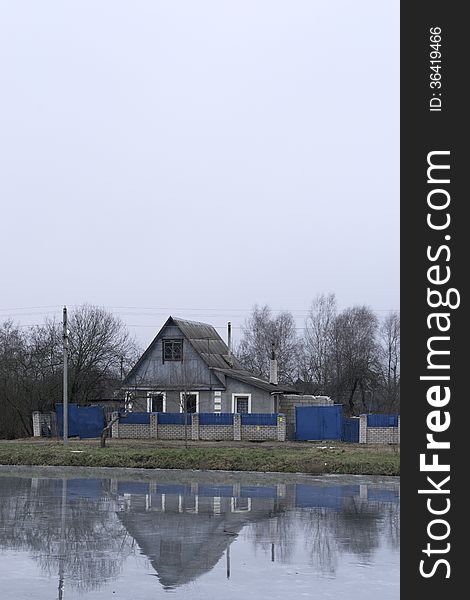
111,478 -> 399,589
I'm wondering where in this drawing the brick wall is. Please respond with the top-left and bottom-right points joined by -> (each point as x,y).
199,425 -> 233,440
153,424 -> 187,440
115,423 -> 150,438
359,415 -> 400,444
241,425 -> 278,440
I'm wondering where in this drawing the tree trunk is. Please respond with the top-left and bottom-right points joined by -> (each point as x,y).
100,412 -> 127,448
348,379 -> 359,415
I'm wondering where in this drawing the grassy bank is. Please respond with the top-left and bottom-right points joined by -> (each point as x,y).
0,439 -> 399,475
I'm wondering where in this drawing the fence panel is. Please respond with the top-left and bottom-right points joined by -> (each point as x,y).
341,418 -> 360,442
121,412 -> 150,425
56,403 -> 79,437
199,413 -> 233,425
56,404 -> 104,438
78,406 -> 105,438
367,414 -> 399,427
241,413 -> 278,426
157,412 -> 192,425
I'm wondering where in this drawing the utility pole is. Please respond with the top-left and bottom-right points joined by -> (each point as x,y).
63,306 -> 69,445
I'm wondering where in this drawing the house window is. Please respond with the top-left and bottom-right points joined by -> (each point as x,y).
214,391 -> 222,413
163,339 -> 183,362
232,394 -> 251,414
147,393 -> 165,413
180,392 -> 199,413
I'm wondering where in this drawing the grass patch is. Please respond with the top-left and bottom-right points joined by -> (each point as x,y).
0,440 -> 399,476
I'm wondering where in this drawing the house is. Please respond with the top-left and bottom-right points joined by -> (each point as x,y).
121,316 -> 297,414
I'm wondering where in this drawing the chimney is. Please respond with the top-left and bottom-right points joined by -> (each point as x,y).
269,343 -> 278,385
227,322 -> 233,365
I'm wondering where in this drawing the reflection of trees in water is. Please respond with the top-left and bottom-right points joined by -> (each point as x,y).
247,491 -> 400,575
244,510 -> 296,564
381,501 -> 400,552
302,507 -> 340,574
330,496 -> 382,558
0,477 -> 135,593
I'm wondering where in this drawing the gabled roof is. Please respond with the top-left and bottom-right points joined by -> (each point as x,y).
123,316 -> 298,393
122,316 -> 240,387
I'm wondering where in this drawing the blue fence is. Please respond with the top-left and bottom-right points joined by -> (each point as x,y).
157,412 -> 193,425
199,413 -> 233,425
367,414 -> 399,427
56,404 -> 105,438
241,413 -> 278,426
341,418 -> 360,442
117,412 -> 282,427
122,412 -> 151,424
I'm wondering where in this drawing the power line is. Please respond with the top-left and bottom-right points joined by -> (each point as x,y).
0,304 -> 400,315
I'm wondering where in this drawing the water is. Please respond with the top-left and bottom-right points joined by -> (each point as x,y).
0,466 -> 399,599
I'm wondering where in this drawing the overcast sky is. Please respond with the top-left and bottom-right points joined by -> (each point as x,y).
0,1 -> 399,347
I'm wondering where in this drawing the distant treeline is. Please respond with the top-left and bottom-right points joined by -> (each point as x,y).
236,295 -> 399,416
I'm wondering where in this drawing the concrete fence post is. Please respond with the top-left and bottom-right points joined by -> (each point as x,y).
277,414 -> 286,441
32,412 -> 42,437
150,413 -> 158,439
233,413 -> 241,441
111,411 -> 119,439
359,414 -> 368,444
191,414 -> 200,441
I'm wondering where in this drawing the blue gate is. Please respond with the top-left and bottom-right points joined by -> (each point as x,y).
341,418 -> 360,442
295,405 -> 343,441
56,404 -> 105,439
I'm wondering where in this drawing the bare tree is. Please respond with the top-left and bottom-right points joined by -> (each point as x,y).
376,311 -> 400,412
330,306 -> 379,415
300,293 -> 337,393
237,305 -> 299,384
66,305 -> 139,404
179,356 -> 201,449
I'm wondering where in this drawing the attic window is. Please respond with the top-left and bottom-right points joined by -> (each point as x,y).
163,339 -> 183,362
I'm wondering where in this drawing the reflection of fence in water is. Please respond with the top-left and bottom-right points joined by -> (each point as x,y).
112,479 -> 399,515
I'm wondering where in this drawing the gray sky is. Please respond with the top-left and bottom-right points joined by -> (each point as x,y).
0,1 -> 399,346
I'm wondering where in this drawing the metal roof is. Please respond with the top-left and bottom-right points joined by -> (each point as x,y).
173,317 -> 243,370
213,368 -> 298,394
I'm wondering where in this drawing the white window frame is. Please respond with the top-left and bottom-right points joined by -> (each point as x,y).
231,497 -> 252,513
231,393 -> 252,414
178,494 -> 199,514
147,391 -> 166,413
179,391 -> 200,413
214,390 -> 222,412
